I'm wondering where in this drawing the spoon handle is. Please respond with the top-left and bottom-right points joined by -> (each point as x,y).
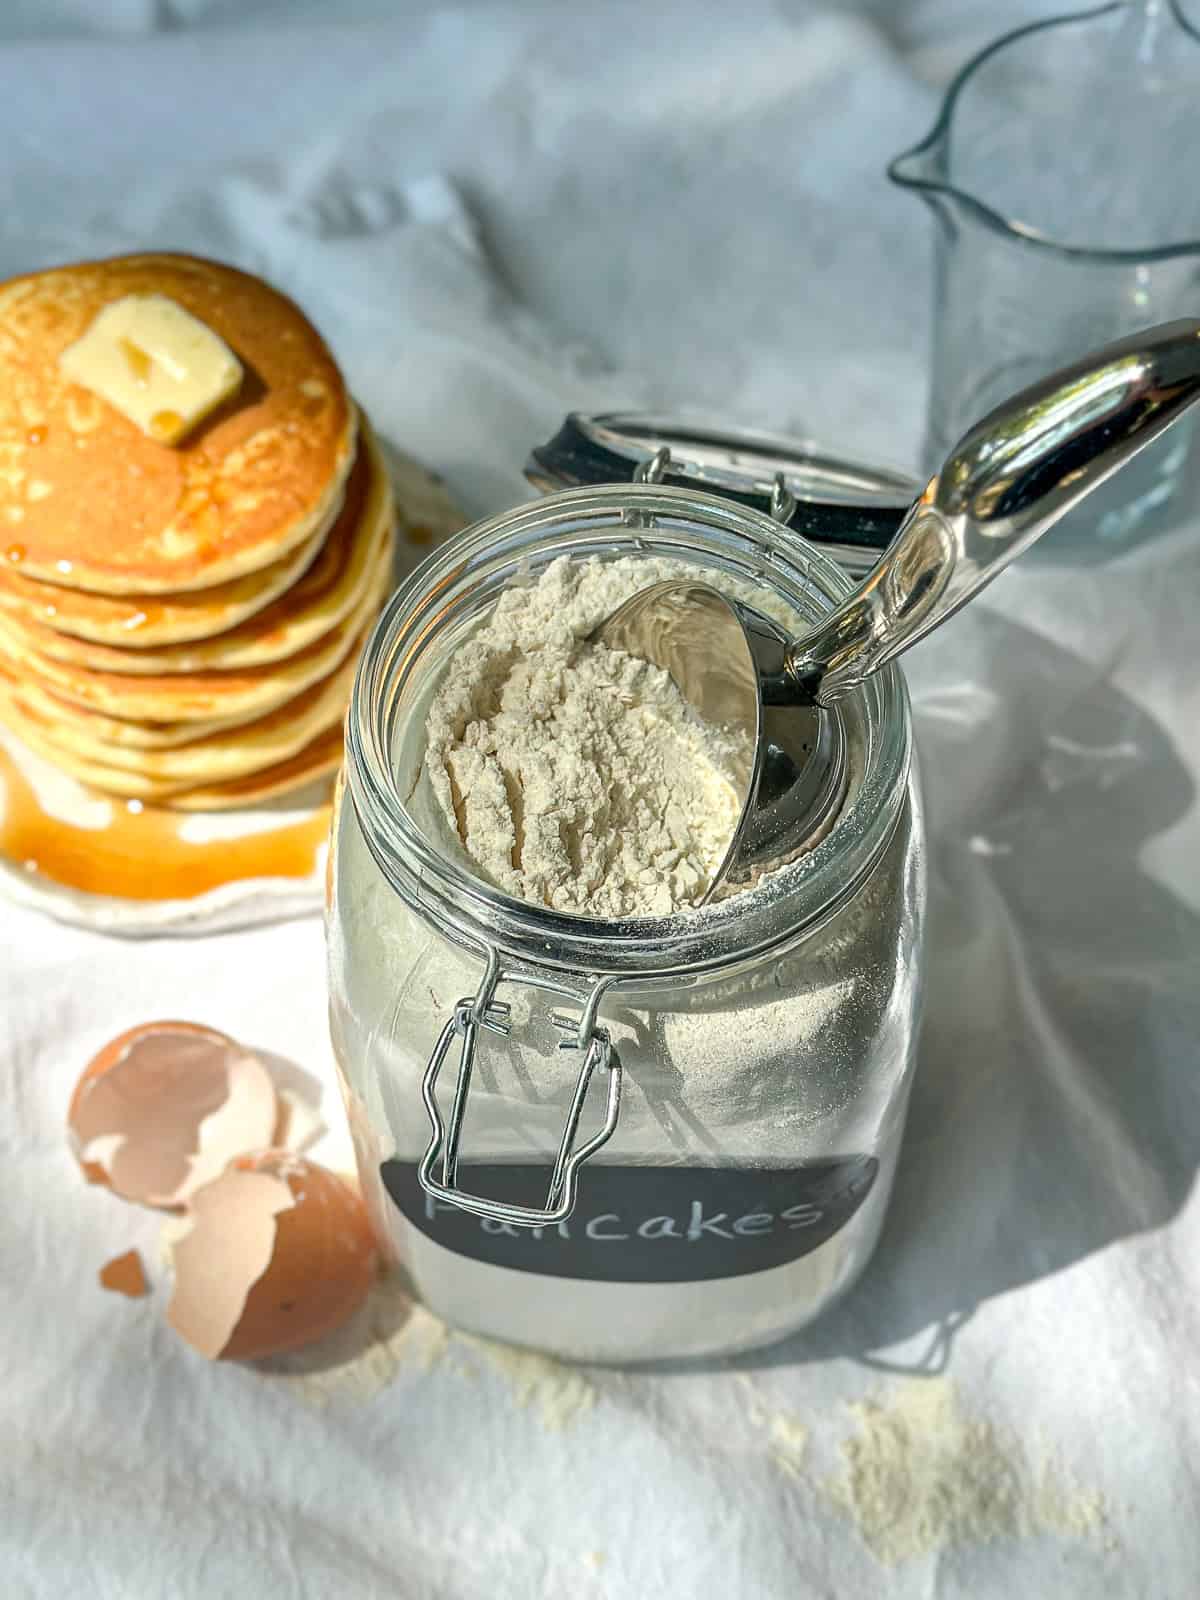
784,320 -> 1200,704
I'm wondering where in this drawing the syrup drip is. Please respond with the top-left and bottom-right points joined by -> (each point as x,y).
0,739 -> 329,901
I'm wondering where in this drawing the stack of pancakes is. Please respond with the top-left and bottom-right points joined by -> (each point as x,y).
0,254 -> 396,810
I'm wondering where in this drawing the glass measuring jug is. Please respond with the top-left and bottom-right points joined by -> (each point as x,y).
889,1 -> 1200,553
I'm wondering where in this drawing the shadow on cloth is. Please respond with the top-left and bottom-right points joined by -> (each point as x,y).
729,608 -> 1198,1374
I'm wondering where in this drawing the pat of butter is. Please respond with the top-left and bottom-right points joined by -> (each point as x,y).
58,294 -> 243,445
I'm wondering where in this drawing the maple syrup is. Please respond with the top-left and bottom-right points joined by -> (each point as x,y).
0,739 -> 329,901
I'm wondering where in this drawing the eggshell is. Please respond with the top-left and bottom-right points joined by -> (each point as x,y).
166,1169 -> 296,1359
99,1250 -> 149,1299
67,1021 -> 278,1208
166,1152 -> 378,1362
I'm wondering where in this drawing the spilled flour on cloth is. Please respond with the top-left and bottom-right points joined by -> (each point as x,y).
766,1412 -> 810,1480
738,1374 -> 809,1479
265,1274 -> 594,1431
423,556 -> 752,917
733,1371 -> 1111,1563
821,1377 -> 1110,1565
457,1333 -> 596,1431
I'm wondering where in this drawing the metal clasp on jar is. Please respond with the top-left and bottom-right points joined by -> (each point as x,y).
417,948 -> 623,1227
623,445 -> 798,528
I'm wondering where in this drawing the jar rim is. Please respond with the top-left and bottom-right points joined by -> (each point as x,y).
345,483 -> 912,982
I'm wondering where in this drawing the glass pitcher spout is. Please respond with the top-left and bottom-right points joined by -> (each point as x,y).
890,1 -> 1200,261
887,0 -> 1200,550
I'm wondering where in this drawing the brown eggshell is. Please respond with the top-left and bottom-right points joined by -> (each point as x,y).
99,1249 -> 149,1299
166,1152 -> 378,1362
67,1021 -> 278,1208
165,1168 -> 296,1358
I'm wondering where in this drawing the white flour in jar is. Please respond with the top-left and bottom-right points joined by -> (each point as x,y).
422,556 -> 754,918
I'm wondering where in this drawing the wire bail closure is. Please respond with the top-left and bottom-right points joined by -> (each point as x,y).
622,448 -> 798,528
619,446 -> 672,530
418,949 -> 624,1227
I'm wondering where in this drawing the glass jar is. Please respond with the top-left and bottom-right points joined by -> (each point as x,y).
328,481 -> 926,1364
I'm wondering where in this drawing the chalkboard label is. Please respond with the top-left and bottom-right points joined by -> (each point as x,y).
380,1156 -> 878,1283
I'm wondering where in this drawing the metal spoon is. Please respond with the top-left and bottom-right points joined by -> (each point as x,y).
593,319 -> 1200,900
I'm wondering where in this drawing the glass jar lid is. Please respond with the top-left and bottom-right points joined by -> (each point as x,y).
526,411 -> 918,575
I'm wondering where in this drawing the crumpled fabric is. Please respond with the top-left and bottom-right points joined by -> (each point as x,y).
1,4 -> 1197,1596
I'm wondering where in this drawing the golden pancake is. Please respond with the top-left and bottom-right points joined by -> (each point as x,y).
0,659 -> 268,749
170,724 -> 344,811
0,527 -> 391,751
5,644 -> 358,787
10,420 -> 392,675
3,556 -> 387,723
0,252 -> 355,593
0,664 -> 350,803
0,499 -> 332,647
0,421 -> 455,665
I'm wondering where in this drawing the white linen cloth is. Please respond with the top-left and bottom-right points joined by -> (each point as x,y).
1,4 -> 1197,1595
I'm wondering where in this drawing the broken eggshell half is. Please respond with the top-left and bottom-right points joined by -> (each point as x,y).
166,1151 -> 378,1361
67,1021 -> 279,1208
